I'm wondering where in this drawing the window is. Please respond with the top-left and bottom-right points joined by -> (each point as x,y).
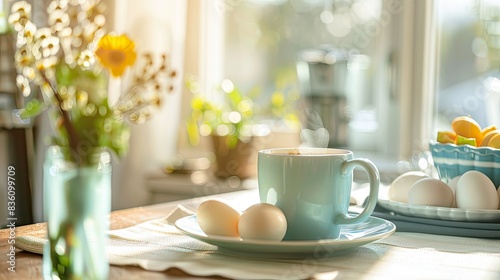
435,0 -> 500,131
191,0 -> 422,182
188,0 -> 499,182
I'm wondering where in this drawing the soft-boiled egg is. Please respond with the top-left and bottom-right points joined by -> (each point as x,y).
407,178 -> 454,207
196,199 -> 241,237
456,171 -> 499,210
238,203 -> 287,241
389,171 -> 430,203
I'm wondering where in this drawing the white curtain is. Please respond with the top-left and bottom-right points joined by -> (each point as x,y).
33,0 -> 187,221
108,0 -> 187,210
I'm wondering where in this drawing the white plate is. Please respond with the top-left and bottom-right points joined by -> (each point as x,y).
175,215 -> 395,259
377,199 -> 500,222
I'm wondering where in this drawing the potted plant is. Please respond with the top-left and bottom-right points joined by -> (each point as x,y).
186,78 -> 268,179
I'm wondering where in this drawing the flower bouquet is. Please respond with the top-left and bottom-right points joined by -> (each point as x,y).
8,0 -> 176,279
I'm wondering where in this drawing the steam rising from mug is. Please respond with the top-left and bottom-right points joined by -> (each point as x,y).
300,108 -> 330,150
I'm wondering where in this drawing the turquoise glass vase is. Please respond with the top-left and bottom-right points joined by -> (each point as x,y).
42,146 -> 111,280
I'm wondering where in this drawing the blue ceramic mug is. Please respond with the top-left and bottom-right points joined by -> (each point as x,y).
258,148 -> 380,240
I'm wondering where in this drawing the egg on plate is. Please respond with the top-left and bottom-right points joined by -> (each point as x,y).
407,178 -> 454,207
238,203 -> 287,241
196,199 -> 241,237
388,171 -> 430,203
455,171 -> 499,210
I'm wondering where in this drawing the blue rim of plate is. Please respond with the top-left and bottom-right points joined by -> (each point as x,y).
377,199 -> 500,222
174,215 -> 396,258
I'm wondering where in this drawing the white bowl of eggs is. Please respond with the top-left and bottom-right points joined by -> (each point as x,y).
388,170 -> 499,209
380,169 -> 500,222
379,116 -> 500,221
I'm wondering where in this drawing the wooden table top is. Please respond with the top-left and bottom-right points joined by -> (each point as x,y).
0,190 -> 256,280
2,188 -> 500,280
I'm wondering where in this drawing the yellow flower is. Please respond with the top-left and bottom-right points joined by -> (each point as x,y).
95,34 -> 137,77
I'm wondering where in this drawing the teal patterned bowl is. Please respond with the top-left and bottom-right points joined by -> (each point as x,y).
429,141 -> 500,188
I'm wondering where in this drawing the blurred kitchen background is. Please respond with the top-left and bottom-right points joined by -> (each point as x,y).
1,0 -> 499,227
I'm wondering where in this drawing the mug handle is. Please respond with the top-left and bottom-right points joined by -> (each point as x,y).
335,158 -> 380,225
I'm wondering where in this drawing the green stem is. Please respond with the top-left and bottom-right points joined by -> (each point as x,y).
41,74 -> 82,165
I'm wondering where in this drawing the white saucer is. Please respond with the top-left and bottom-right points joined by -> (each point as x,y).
378,199 -> 500,222
175,215 -> 395,259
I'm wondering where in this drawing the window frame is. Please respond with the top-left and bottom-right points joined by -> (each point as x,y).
395,0 -> 438,159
